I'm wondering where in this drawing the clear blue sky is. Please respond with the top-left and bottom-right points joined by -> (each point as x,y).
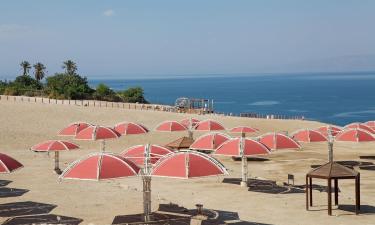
0,0 -> 374,78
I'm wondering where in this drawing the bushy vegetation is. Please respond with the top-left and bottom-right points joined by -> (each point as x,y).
0,60 -> 148,103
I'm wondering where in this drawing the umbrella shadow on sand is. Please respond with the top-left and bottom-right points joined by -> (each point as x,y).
0,180 -> 12,187
1,214 -> 83,225
338,205 -> 375,215
0,187 -> 29,198
0,201 -> 56,217
112,203 -> 273,225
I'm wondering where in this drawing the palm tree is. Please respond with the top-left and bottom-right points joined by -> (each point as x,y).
20,61 -> 31,76
33,62 -> 46,81
62,60 -> 77,75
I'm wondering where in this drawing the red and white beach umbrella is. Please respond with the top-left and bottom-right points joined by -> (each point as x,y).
120,144 -> 173,167
344,123 -> 375,134
0,153 -> 23,174
75,125 -> 121,140
363,121 -> 375,130
31,140 -> 79,174
194,119 -> 225,131
59,152 -> 140,181
291,129 -> 328,142
58,122 -> 91,136
258,132 -> 301,150
154,121 -> 187,132
315,125 -> 342,137
215,138 -> 270,186
114,122 -> 149,135
335,129 -> 375,142
230,126 -> 258,137
151,150 -> 228,179
190,132 -> 230,152
180,118 -> 200,128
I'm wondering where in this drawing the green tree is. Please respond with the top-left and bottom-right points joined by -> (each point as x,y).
93,83 -> 118,101
62,60 -> 77,75
33,62 -> 46,81
4,75 -> 43,96
46,73 -> 94,99
20,61 -> 31,76
118,87 -> 148,103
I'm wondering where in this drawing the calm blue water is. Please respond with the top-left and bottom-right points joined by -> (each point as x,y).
90,73 -> 375,126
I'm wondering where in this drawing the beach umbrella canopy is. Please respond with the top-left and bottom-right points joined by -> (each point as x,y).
315,125 -> 342,137
190,132 -> 230,151
58,122 -> 91,136
151,150 -> 227,179
31,140 -> 79,152
215,138 -> 270,156
59,152 -> 140,181
114,122 -> 149,135
344,123 -> 375,134
291,129 -> 328,142
363,121 -> 375,130
194,119 -> 225,131
120,144 -> 173,167
258,132 -> 301,150
180,118 -> 200,128
229,126 -> 258,135
154,121 -> 187,132
75,125 -> 121,140
0,153 -> 23,174
335,128 -> 375,142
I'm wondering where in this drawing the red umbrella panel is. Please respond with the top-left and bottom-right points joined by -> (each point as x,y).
194,119 -> 225,131
0,153 -> 23,174
315,125 -> 342,137
31,140 -> 79,174
58,122 -> 91,136
258,132 -> 301,150
363,121 -> 375,130
344,123 -> 375,134
114,122 -> 149,135
120,144 -> 173,167
190,132 -> 230,152
215,138 -> 270,187
291,129 -> 328,142
335,129 -> 375,142
151,150 -> 228,179
75,125 -> 121,152
230,126 -> 258,134
154,121 -> 187,132
180,118 -> 200,128
59,152 -> 140,181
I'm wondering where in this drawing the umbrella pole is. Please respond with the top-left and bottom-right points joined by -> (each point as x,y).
240,155 -> 248,187
101,140 -> 106,152
143,175 -> 152,222
54,151 -> 61,174
328,126 -> 333,162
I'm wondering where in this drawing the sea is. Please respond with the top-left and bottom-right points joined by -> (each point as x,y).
88,72 -> 375,126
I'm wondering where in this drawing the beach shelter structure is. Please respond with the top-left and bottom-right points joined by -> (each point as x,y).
31,140 -> 79,174
59,152 -> 140,181
335,128 -> 375,142
190,132 -> 230,152
258,132 -> 301,150
230,126 -> 258,137
58,122 -> 91,136
306,162 -> 360,215
180,118 -> 200,128
0,153 -> 23,174
291,129 -> 328,142
165,136 -> 194,150
316,125 -> 342,137
344,123 -> 375,134
154,121 -> 187,132
215,138 -> 270,186
114,122 -> 149,135
363,121 -> 375,130
75,125 -> 121,151
120,144 -> 173,167
194,119 -> 225,131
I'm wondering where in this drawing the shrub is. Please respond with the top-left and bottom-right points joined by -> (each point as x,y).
118,87 -> 148,103
46,73 -> 94,99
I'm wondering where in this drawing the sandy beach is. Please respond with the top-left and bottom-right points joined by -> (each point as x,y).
1,100 -> 374,225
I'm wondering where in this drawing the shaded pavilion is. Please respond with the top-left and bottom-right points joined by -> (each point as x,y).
165,136 -> 194,150
306,162 -> 360,215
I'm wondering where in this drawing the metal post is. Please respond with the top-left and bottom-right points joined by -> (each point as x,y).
309,177 -> 313,206
334,179 -> 338,205
328,178 -> 332,215
356,174 -> 360,214
306,175 -> 309,210
54,151 -> 61,174
143,144 -> 152,222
